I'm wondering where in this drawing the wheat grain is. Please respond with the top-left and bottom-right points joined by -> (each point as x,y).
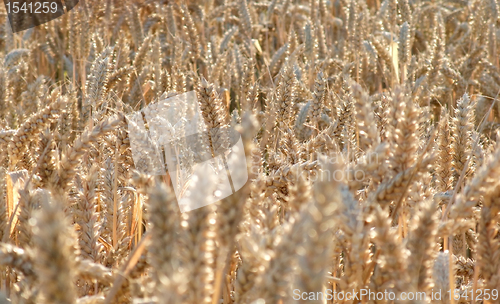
0,1 -> 498,303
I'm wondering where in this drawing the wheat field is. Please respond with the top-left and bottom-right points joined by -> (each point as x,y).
0,0 -> 499,303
